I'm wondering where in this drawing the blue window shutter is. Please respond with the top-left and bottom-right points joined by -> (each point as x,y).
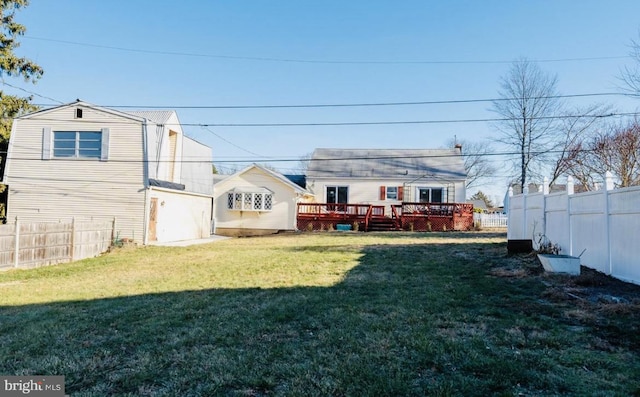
101,128 -> 110,161
42,127 -> 52,160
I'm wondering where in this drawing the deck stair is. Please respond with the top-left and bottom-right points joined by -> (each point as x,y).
367,216 -> 399,232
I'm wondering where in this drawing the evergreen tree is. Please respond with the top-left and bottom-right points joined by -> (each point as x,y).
469,191 -> 493,208
0,0 -> 42,217
0,0 -> 43,144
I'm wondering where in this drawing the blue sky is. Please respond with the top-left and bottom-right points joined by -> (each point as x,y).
7,1 -> 640,202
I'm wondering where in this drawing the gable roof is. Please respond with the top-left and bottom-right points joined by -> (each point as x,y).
217,164 -> 312,196
307,148 -> 467,180
16,100 -> 145,122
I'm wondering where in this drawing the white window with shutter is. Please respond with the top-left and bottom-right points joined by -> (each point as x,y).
44,127 -> 110,161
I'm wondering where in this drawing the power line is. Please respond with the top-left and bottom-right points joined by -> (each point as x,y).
3,147 -> 597,164
1,81 -> 65,104
32,92 -> 631,110
24,36 -> 631,65
195,112 -> 629,127
200,126 -> 264,157
16,111 -> 636,128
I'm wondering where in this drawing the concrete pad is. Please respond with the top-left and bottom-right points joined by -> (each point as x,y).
149,235 -> 231,247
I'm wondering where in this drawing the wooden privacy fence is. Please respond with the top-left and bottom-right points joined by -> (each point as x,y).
0,217 -> 115,270
507,173 -> 640,285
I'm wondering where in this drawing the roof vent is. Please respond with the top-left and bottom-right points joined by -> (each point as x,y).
75,108 -> 83,119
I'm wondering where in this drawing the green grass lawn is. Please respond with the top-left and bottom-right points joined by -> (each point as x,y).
1,231 -> 639,396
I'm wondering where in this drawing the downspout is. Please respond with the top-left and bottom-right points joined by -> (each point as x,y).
142,119 -> 151,245
155,124 -> 164,179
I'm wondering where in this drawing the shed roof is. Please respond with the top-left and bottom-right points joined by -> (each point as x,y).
217,164 -> 312,196
307,148 -> 467,180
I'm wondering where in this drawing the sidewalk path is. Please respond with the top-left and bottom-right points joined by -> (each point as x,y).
149,235 -> 231,247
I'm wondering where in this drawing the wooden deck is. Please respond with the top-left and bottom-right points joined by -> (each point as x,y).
297,202 -> 473,232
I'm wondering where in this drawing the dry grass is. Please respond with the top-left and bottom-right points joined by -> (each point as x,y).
1,231 -> 639,396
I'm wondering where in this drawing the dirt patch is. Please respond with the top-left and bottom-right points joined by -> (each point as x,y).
489,252 -> 543,278
494,252 -> 640,350
543,267 -> 640,305
494,253 -> 640,303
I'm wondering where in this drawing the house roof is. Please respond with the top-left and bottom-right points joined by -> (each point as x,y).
468,199 -> 488,210
16,100 -> 145,122
283,174 -> 306,189
306,148 -> 467,180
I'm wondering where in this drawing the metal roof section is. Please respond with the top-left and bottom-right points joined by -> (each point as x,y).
149,178 -> 186,191
307,148 -> 467,180
126,110 -> 176,125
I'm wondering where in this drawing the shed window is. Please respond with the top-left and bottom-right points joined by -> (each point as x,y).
227,190 -> 273,211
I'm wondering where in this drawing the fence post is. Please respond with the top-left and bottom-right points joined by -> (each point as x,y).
567,176 -> 574,256
542,177 -> 549,247
604,172 -> 614,275
111,217 -> 116,246
70,217 -> 76,261
14,217 -> 19,268
522,186 -> 529,241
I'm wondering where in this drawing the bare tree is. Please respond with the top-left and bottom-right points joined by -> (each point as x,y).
446,139 -> 496,189
491,58 -> 562,189
548,104 -> 610,186
620,31 -> 640,94
295,152 -> 313,174
564,120 -> 640,189
595,122 -> 640,187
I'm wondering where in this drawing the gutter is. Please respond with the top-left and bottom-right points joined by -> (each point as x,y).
142,119 -> 150,245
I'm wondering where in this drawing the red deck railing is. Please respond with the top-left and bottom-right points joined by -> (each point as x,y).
393,202 -> 474,231
297,202 -> 473,232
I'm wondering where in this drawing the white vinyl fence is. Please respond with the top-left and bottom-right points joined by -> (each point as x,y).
473,213 -> 508,228
0,217 -> 115,270
507,173 -> 640,285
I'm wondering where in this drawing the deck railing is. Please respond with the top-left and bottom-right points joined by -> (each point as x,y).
297,203 -> 372,217
297,203 -> 386,231
393,202 -> 474,231
296,202 -> 473,232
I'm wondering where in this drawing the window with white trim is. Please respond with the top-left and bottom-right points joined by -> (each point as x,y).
386,186 -> 398,200
417,187 -> 444,203
53,131 -> 102,159
227,191 -> 273,211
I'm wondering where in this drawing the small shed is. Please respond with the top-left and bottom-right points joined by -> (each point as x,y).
213,164 -> 313,237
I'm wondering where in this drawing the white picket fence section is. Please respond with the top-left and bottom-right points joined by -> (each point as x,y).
507,173 -> 640,285
473,213 -> 508,228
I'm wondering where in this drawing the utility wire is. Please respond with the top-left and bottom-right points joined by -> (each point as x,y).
23,36 -> 631,65
16,111 -> 635,128
200,126 -> 264,157
32,92 -> 631,110
3,147 -> 598,164
1,81 -> 65,104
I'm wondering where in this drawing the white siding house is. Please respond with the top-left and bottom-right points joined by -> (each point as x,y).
213,164 -> 312,236
3,101 -> 214,244
306,148 -> 467,213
